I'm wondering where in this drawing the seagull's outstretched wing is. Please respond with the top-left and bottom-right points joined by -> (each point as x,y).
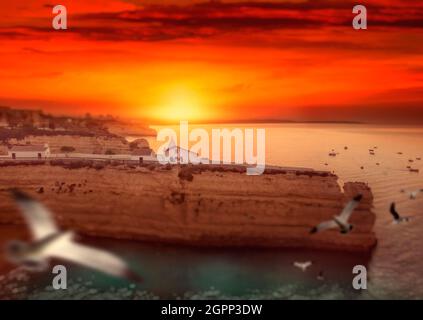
293,261 -> 312,271
11,189 -> 58,240
390,203 -> 400,220
293,262 -> 304,270
310,220 -> 337,234
338,194 -> 363,223
45,233 -> 142,282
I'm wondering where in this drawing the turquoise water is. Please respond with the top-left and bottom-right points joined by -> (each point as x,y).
10,241 -> 371,300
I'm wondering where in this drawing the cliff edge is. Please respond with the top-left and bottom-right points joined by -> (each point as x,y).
0,164 -> 377,252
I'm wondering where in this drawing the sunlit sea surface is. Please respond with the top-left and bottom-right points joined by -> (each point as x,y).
2,123 -> 423,299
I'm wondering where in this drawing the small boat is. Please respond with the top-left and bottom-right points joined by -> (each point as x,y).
409,159 -> 414,163
417,157 -> 421,161
328,152 -> 337,157
409,168 -> 419,173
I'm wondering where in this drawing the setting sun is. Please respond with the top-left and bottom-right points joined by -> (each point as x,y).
148,85 -> 213,123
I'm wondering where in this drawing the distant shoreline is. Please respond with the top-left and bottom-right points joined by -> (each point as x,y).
149,120 -> 365,126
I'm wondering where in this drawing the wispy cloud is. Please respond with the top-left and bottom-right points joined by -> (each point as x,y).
2,1 -> 423,42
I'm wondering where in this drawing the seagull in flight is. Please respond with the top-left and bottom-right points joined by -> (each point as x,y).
400,189 -> 423,200
389,202 -> 412,224
5,189 -> 142,282
293,261 -> 312,272
310,194 -> 363,234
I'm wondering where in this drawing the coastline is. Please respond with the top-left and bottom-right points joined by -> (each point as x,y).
0,163 -> 377,253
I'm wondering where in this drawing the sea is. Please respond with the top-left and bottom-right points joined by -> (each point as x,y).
1,123 -> 422,299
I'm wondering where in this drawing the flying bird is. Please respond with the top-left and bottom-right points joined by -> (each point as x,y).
310,194 -> 363,234
6,189 -> 142,282
400,189 -> 423,200
389,202 -> 412,224
293,261 -> 312,272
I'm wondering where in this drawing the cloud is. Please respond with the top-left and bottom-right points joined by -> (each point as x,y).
2,1 -> 422,42
1,1 -> 422,122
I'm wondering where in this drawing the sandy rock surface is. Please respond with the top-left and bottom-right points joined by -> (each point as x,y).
0,164 -> 376,252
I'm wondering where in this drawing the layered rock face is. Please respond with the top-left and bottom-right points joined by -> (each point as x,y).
6,135 -> 130,154
0,165 -> 376,252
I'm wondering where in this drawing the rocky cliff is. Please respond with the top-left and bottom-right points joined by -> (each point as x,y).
0,164 -> 377,252
6,135 -> 130,154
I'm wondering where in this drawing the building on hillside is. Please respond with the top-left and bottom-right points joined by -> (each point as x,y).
160,139 -> 199,164
8,144 -> 50,159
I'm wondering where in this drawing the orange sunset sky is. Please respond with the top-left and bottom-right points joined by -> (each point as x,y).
0,0 -> 422,123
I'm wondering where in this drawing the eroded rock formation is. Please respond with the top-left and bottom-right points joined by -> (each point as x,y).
0,164 -> 377,252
